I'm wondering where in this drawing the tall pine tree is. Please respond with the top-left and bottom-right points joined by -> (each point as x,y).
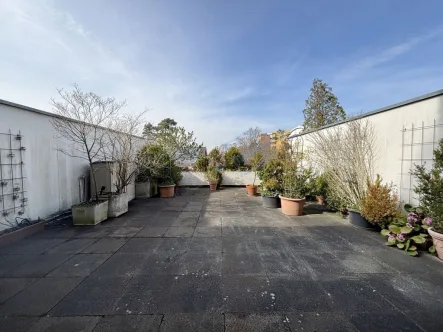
302,78 -> 346,131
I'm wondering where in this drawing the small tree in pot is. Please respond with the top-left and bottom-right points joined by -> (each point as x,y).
246,152 -> 264,196
411,138 -> 443,259
205,166 -> 222,191
50,85 -> 125,225
280,163 -> 314,216
257,158 -> 284,207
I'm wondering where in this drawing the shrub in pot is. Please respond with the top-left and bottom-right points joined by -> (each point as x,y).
280,164 -> 313,216
205,166 -> 222,191
261,178 -> 281,208
313,174 -> 328,205
246,152 -> 264,196
411,138 -> 443,259
359,175 -> 400,229
158,176 -> 175,198
171,164 -> 183,187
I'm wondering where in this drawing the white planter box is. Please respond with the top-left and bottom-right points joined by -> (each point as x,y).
108,193 -> 128,217
72,201 -> 109,226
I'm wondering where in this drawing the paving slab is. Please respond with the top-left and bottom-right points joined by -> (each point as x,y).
0,277 -> 83,316
47,254 -> 111,277
0,278 -> 36,303
46,238 -> 97,254
0,317 -> 38,332
225,313 -> 291,332
287,312 -> 357,331
160,313 -> 224,332
5,254 -> 74,277
108,227 -> 142,238
28,316 -> 100,332
81,238 -> 129,253
93,315 -> 162,332
164,226 -> 195,237
135,226 -> 169,237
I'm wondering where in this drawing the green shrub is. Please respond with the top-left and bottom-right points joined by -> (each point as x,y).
282,163 -> 314,199
313,174 -> 328,197
411,139 -> 443,233
194,155 -> 209,172
224,147 -> 244,170
257,158 -> 284,185
261,178 -> 281,196
205,165 -> 222,185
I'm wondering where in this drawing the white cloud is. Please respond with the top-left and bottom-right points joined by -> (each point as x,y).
0,0 -> 269,149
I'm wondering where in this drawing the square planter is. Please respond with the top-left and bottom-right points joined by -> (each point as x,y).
0,220 -> 46,247
135,181 -> 155,198
72,200 -> 109,226
108,193 -> 128,218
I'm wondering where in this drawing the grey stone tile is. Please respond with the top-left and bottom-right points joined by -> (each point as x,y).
93,315 -> 162,332
50,276 -> 129,316
0,317 -> 38,332
189,237 -> 222,252
73,227 -> 113,238
81,238 -> 129,254
349,312 -> 422,332
47,254 -> 111,277
46,238 -> 97,254
197,217 -> 222,227
160,313 -> 224,332
28,316 -> 100,332
29,227 -> 78,239
260,251 -> 315,278
178,211 -> 200,219
0,278 -> 36,303
0,277 -> 83,316
0,254 -> 33,276
164,227 -> 195,238
118,238 -> 162,254
335,252 -> 389,274
171,252 -> 222,276
320,278 -> 398,312
193,227 -> 222,237
92,253 -> 148,277
5,254 -> 74,277
287,312 -> 357,331
225,313 -> 291,332
171,217 -> 198,227
1,238 -> 67,255
108,227 -> 142,238
135,226 -> 169,237
222,252 -> 265,275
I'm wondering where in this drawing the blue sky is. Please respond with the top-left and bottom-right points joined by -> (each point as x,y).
1,0 -> 443,147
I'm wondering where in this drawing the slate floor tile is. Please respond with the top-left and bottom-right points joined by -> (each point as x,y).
0,278 -> 36,303
81,238 -> 128,254
135,226 -> 169,238
164,227 -> 195,237
160,313 -> 224,332
92,253 -> 148,277
1,238 -> 67,255
287,312 -> 357,332
225,313 -> 291,332
108,227 -> 143,238
28,316 -> 100,332
46,238 -> 97,254
47,254 -> 111,277
0,277 -> 83,316
5,254 -> 73,277
118,238 -> 162,254
349,312 -> 423,332
50,276 -> 129,316
93,315 -> 162,332
0,317 -> 38,332
193,227 -> 222,237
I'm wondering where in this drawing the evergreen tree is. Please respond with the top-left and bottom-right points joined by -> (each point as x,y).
302,79 -> 346,130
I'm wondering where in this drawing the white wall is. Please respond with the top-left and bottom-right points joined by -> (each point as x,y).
291,91 -> 443,205
179,171 -> 261,186
0,101 -> 139,231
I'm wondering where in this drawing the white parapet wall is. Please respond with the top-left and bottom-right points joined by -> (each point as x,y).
179,171 -> 261,186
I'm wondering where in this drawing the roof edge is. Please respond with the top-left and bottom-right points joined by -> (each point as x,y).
288,88 -> 443,138
0,98 -> 145,140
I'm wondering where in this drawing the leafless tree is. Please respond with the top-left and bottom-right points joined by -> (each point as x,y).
50,85 -> 126,201
103,111 -> 147,194
236,127 -> 273,164
306,118 -> 377,207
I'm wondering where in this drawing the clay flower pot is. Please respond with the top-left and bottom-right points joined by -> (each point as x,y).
280,196 -> 305,216
428,228 -> 443,260
159,185 -> 175,198
246,185 -> 258,196
316,195 -> 325,205
209,183 -> 217,191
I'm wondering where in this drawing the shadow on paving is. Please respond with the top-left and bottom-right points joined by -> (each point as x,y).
0,187 -> 442,331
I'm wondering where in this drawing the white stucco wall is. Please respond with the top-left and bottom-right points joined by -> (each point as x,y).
0,100 -> 139,231
179,171 -> 261,186
291,91 -> 443,206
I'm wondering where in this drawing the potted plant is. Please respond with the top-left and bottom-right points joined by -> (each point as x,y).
246,152 -> 264,196
313,174 -> 328,205
205,166 -> 222,191
358,175 -> 400,229
50,85 -> 128,226
172,164 -> 183,188
381,205 -> 435,257
261,178 -> 281,208
158,175 -> 176,198
411,138 -> 443,259
280,164 -> 313,216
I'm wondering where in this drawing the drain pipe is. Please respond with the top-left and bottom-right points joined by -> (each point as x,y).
78,176 -> 86,203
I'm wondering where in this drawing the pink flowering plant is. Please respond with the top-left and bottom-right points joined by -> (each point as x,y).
380,204 -> 436,256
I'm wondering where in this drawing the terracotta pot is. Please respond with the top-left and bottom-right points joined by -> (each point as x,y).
280,196 -> 305,216
209,183 -> 217,191
428,228 -> 443,260
246,185 -> 258,196
159,185 -> 175,198
316,195 -> 325,205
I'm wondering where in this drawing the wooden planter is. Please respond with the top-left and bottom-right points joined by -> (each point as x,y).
0,221 -> 46,247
